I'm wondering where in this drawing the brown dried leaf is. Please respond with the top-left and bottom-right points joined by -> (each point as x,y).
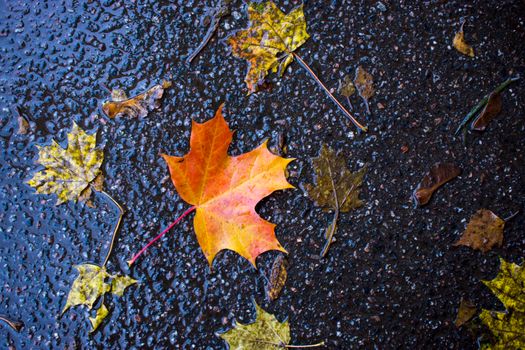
102,80 -> 171,119
412,163 -> 461,206
454,298 -> 477,327
338,74 -> 355,98
266,254 -> 288,301
354,66 -> 374,113
454,209 -> 505,253
453,28 -> 475,57
471,91 -> 502,131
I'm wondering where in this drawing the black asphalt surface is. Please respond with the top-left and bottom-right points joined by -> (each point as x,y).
0,0 -> 524,349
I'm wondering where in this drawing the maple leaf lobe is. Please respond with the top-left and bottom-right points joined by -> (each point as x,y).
162,106 -> 294,267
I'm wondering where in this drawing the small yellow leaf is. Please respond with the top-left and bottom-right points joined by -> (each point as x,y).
63,264 -> 110,313
111,275 -> 138,297
453,26 -> 475,57
220,302 -> 291,349
89,304 -> 109,332
27,123 -> 104,205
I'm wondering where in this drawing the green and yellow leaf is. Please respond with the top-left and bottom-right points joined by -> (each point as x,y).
63,263 -> 137,331
89,304 -> 109,332
219,302 -> 290,349
27,123 -> 104,205
226,1 -> 309,93
480,258 -> 525,349
305,144 -> 366,213
111,275 -> 138,297
63,264 -> 110,313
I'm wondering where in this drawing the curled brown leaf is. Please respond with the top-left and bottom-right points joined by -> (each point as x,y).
102,81 -> 171,119
453,209 -> 505,253
266,254 -> 288,301
412,163 -> 461,206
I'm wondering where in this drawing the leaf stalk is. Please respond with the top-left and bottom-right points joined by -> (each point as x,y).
293,53 -> 367,132
98,190 -> 126,267
128,206 -> 197,266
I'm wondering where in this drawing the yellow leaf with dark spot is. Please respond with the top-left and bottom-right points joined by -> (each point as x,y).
226,1 -> 309,93
89,304 -> 109,332
63,264 -> 110,313
220,302 -> 290,349
27,123 -> 103,205
480,258 -> 525,349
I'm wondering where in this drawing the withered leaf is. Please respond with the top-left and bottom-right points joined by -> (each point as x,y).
412,163 -> 461,207
102,80 -> 171,119
266,254 -> 288,301
305,144 -> 366,256
338,74 -> 356,98
452,23 -> 475,57
471,91 -> 502,131
454,298 -> 477,327
354,66 -> 374,114
454,209 -> 505,253
305,145 -> 366,213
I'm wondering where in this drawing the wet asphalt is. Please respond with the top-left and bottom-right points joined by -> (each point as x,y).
0,0 -> 524,349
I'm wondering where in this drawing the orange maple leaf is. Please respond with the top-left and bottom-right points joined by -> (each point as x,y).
161,105 -> 294,267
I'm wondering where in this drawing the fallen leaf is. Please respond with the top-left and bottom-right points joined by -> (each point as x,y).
89,304 -> 109,332
412,163 -> 461,207
455,298 -> 477,327
63,264 -> 137,331
453,22 -> 475,57
226,1 -> 309,93
162,105 -> 294,267
454,209 -> 505,253
220,302 -> 290,349
338,74 -> 356,98
111,275 -> 138,297
63,264 -> 111,313
27,122 -> 104,205
455,76 -> 519,136
479,258 -> 525,348
471,91 -> 502,131
354,66 -> 374,114
266,254 -> 288,301
305,145 -> 366,256
102,80 -> 171,119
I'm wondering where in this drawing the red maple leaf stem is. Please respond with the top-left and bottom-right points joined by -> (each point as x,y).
128,206 -> 196,266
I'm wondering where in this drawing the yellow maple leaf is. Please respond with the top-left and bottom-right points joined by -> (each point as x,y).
480,258 -> 525,349
27,123 -> 104,205
226,1 -> 310,93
